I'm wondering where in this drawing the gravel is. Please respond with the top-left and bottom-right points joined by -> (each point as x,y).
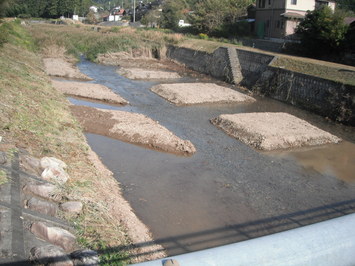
211,112 -> 341,150
151,83 -> 256,106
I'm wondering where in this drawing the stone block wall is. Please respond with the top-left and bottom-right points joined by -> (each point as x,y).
235,49 -> 274,87
254,66 -> 355,125
166,46 -> 231,81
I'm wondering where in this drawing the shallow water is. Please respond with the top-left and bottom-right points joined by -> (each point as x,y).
75,59 -> 355,255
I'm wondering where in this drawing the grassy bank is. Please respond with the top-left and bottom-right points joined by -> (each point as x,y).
0,20 -> 134,264
29,23 -> 184,61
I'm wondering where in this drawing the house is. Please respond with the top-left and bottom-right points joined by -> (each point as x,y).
89,6 -> 98,13
178,19 -> 191,27
255,0 -> 336,39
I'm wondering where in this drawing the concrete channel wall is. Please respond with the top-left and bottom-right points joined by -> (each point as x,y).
166,45 -> 355,125
254,66 -> 355,125
166,46 -> 231,81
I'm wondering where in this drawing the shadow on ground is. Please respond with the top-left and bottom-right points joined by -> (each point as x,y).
3,198 -> 355,265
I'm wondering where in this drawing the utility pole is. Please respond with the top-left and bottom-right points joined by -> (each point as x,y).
133,0 -> 136,22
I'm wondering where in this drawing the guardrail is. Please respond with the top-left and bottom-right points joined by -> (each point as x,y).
136,213 -> 355,266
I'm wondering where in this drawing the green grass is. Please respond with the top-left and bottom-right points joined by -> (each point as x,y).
0,170 -> 8,185
271,57 -> 355,86
0,20 -> 36,50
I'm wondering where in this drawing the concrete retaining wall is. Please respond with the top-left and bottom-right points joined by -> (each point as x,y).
166,46 -> 231,82
166,45 -> 355,125
234,49 -> 274,87
254,66 -> 355,125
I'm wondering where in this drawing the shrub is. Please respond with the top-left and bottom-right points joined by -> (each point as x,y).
296,6 -> 349,57
198,33 -> 208,39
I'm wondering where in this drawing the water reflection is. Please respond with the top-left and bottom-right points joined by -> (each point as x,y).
268,142 -> 355,183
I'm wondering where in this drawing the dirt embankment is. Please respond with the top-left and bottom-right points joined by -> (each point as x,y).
0,30 -> 166,263
70,105 -> 196,156
51,80 -> 129,105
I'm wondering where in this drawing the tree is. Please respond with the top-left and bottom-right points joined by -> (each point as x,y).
337,0 -> 355,13
296,6 -> 349,57
189,0 -> 253,36
0,0 -> 10,17
160,0 -> 188,30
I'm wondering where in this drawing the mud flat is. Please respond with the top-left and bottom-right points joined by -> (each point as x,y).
43,58 -> 92,80
151,83 -> 255,106
117,67 -> 181,80
51,80 -> 128,105
70,105 -> 196,156
211,112 -> 341,151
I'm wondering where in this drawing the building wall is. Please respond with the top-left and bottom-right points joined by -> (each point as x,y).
285,19 -> 300,36
255,9 -> 287,38
285,0 -> 315,12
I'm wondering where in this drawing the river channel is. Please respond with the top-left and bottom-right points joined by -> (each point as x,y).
72,59 -> 355,256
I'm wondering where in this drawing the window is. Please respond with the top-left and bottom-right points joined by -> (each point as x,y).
276,20 -> 280,28
291,0 -> 297,5
259,0 -> 266,8
268,0 -> 271,5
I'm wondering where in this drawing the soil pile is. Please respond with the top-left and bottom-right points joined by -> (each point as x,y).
211,112 -> 341,150
51,80 -> 128,105
43,58 -> 92,80
117,67 -> 181,80
151,83 -> 255,106
70,105 -> 196,156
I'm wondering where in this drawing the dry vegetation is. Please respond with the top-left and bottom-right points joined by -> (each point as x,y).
0,21 -> 164,264
29,23 -> 184,61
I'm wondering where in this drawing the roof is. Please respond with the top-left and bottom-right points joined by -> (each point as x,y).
280,12 -> 305,19
344,17 -> 355,25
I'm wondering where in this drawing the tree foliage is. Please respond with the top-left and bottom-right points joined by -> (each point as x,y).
5,0 -> 94,18
0,0 -> 11,17
296,6 -> 349,57
191,0 -> 253,35
160,0 -> 254,36
160,0 -> 189,30
337,0 -> 355,13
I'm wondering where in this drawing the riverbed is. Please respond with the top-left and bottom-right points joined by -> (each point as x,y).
73,59 -> 355,256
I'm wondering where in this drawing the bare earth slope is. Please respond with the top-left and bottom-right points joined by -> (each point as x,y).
51,80 -> 128,105
70,105 -> 196,156
151,83 -> 255,106
211,112 -> 341,150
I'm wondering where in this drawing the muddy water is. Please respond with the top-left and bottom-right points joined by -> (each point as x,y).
75,59 -> 355,256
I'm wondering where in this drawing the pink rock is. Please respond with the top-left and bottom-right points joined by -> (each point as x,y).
60,202 -> 83,214
30,222 -> 77,252
41,167 -> 69,184
30,245 -> 73,266
40,157 -> 67,170
26,197 -> 58,216
20,155 -> 41,174
23,183 -> 62,201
